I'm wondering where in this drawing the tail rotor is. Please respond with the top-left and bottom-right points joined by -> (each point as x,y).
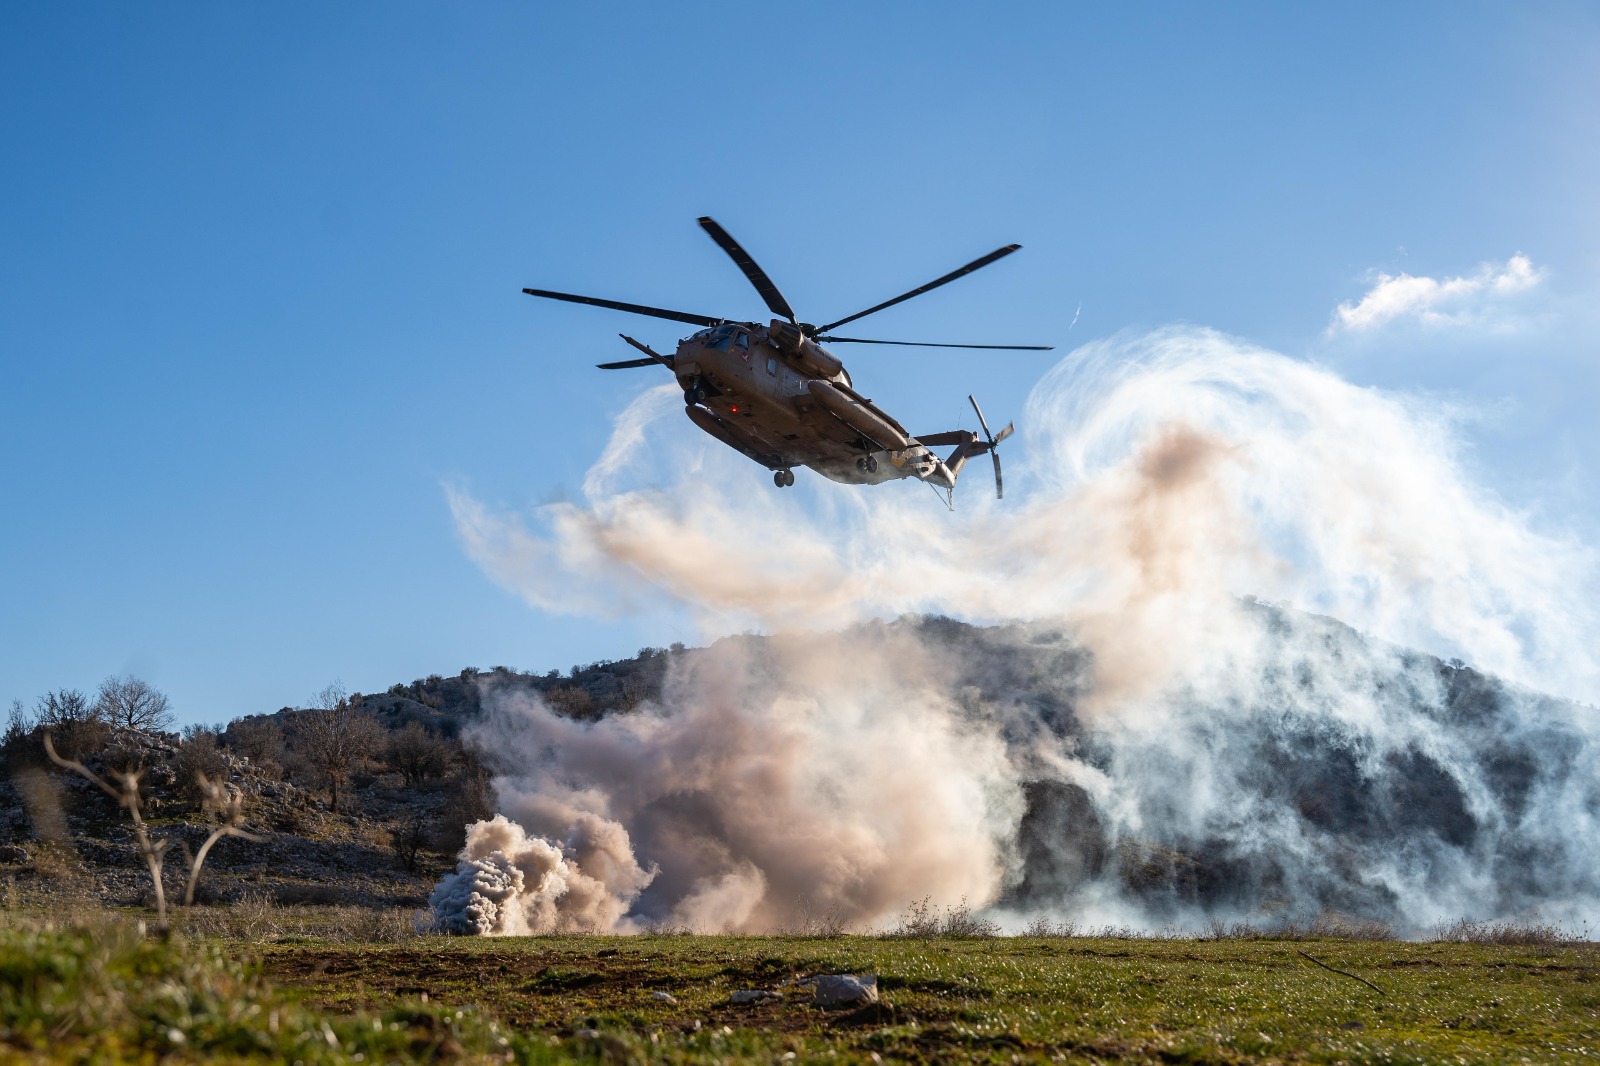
968,394 -> 1014,499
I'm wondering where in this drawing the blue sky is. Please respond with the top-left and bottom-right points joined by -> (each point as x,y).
3,2 -> 1598,725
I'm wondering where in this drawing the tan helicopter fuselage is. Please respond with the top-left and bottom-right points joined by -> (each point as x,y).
670,320 -> 964,488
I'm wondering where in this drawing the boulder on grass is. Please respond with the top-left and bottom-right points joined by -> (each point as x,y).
813,974 -> 878,1008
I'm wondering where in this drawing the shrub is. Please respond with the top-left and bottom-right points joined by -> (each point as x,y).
222,717 -> 285,779
385,721 -> 451,786
887,896 -> 1000,938
1431,917 -> 1585,945
431,767 -> 495,852
1021,915 -> 1080,937
391,814 -> 430,874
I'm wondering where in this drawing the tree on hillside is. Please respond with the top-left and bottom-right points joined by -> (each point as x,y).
222,716 -> 286,778
35,688 -> 111,757
385,721 -> 451,786
93,675 -> 173,732
296,686 -> 383,812
36,689 -> 97,727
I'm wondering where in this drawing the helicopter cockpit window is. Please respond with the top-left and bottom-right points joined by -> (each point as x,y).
734,332 -> 749,351
705,326 -> 735,351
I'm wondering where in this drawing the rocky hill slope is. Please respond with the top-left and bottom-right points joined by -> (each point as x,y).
2,607 -> 1594,930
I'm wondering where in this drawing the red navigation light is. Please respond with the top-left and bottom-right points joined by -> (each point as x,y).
730,405 -> 740,413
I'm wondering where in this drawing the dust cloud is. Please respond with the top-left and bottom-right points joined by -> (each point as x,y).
433,327 -> 1599,935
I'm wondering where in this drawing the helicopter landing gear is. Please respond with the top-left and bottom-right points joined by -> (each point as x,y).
773,469 -> 794,488
855,455 -> 879,474
685,378 -> 708,405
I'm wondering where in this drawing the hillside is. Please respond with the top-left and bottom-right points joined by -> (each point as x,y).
2,606 -> 1595,933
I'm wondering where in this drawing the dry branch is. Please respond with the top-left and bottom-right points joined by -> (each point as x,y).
42,730 -> 261,925
1296,948 -> 1386,996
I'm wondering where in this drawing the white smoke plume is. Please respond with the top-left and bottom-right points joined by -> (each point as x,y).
436,327 -> 1600,934
429,812 -> 654,935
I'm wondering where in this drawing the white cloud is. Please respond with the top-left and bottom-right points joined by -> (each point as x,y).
1329,254 -> 1544,335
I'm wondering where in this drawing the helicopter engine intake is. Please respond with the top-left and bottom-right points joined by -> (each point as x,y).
768,320 -> 845,379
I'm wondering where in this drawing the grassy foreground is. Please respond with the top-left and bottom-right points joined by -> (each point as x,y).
4,920 -> 1598,1063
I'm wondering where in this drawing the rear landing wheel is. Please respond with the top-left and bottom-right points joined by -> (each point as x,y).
864,455 -> 878,473
774,469 -> 794,488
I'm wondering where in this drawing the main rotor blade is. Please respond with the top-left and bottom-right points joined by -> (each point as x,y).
522,288 -> 721,328
595,357 -> 663,370
819,336 -> 1052,350
816,244 -> 1022,333
697,216 -> 797,323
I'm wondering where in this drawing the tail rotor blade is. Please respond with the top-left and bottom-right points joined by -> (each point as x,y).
968,396 -> 1010,498
969,394 -> 993,442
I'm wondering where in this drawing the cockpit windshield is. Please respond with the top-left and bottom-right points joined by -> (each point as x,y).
699,324 -> 736,351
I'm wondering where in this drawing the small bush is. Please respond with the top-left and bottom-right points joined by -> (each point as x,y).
1431,917 -> 1586,945
385,722 -> 451,786
887,896 -> 1000,938
171,731 -> 230,807
1202,912 -> 1394,941
781,895 -> 850,937
323,905 -> 425,943
1022,915 -> 1080,938
391,815 -> 430,874
432,768 -> 494,852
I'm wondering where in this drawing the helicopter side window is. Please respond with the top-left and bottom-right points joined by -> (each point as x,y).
706,326 -> 734,351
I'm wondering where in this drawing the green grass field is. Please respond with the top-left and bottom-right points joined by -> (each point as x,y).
261,934 -> 1600,1063
5,917 -> 1598,1063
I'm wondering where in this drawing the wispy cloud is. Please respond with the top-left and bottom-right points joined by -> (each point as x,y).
1328,254 -> 1544,335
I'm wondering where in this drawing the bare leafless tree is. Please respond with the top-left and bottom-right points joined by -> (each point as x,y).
4,698 -> 33,746
93,674 -> 173,732
42,731 -> 259,926
296,691 -> 383,812
36,688 -> 98,726
36,688 -> 111,758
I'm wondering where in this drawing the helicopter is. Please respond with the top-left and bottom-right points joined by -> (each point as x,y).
522,217 -> 1051,502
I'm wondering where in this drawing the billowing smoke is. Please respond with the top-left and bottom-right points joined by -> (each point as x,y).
434,327 -> 1599,934
429,812 -> 654,934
